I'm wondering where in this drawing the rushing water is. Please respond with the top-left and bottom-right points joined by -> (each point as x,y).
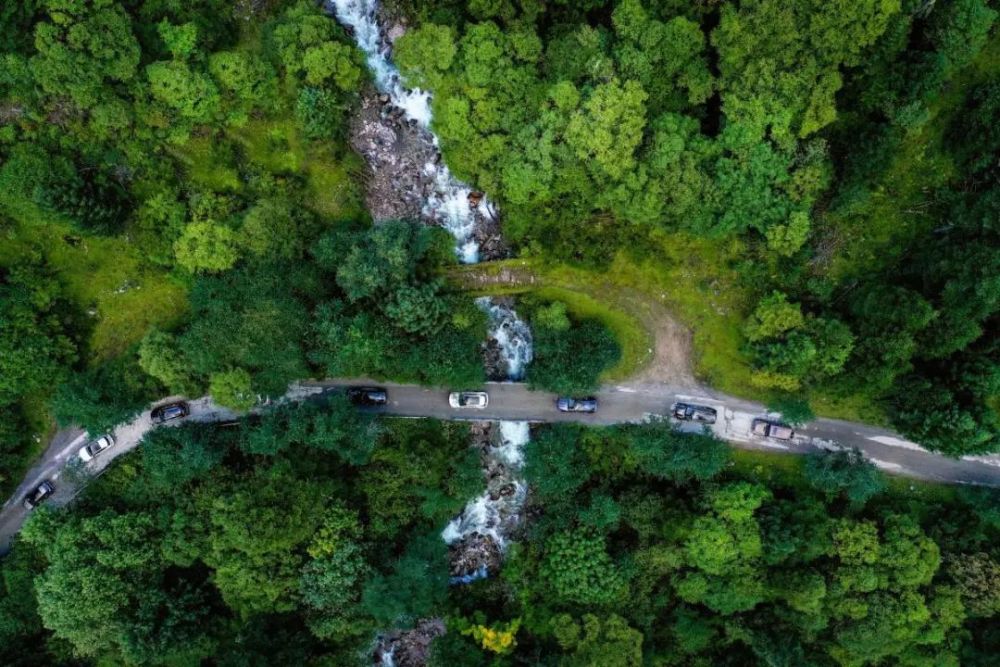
328,0 -> 532,597
325,0 -> 494,263
441,421 -> 530,584
476,298 -> 534,380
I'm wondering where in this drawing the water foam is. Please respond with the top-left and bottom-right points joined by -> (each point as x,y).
326,0 -> 495,263
476,298 -> 534,380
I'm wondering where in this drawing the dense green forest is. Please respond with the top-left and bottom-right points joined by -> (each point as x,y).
3,0 -> 1000,664
0,0 -> 621,496
3,412 -> 1000,664
391,0 -> 1000,455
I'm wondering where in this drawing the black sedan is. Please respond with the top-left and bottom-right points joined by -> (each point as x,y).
23,481 -> 55,510
672,402 -> 718,424
347,387 -> 388,406
557,397 -> 598,413
151,401 -> 190,424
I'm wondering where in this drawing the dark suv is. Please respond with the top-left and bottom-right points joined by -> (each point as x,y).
23,481 -> 55,510
347,387 -> 388,406
672,402 -> 718,424
557,397 -> 598,413
151,401 -> 190,424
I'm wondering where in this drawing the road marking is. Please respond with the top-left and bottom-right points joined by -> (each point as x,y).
868,435 -> 927,452
675,394 -> 724,405
869,459 -> 904,471
962,455 -> 1000,468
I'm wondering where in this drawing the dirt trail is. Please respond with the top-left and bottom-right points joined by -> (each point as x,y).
450,262 -> 698,388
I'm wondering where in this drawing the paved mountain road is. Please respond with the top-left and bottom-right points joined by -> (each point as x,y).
2,379 -> 999,554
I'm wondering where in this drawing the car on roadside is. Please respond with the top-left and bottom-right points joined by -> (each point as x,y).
449,391 -> 489,409
557,397 -> 598,413
347,387 -> 388,406
752,418 -> 795,441
151,401 -> 190,424
672,402 -> 718,424
78,434 -> 115,463
23,481 -> 55,510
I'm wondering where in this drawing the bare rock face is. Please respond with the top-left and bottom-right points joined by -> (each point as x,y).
386,22 -> 407,43
374,618 -> 447,667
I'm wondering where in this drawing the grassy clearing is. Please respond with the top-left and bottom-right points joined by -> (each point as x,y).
0,217 -> 188,363
168,136 -> 243,193
170,117 -> 367,224
230,119 -> 367,222
577,231 -> 751,393
729,448 -> 806,487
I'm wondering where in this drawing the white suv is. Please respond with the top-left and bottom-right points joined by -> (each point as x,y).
79,434 -> 116,462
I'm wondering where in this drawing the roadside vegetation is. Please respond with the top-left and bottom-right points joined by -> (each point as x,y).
3,415 -> 1000,664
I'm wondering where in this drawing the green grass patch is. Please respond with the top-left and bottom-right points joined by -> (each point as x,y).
0,217 -> 188,362
729,448 -> 807,487
230,119 -> 367,222
584,232 -> 752,394
821,37 -> 1000,281
168,136 -> 243,193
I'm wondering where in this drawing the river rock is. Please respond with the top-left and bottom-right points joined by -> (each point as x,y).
346,83 -> 510,259
448,534 -> 503,579
482,338 -> 508,381
374,618 -> 446,667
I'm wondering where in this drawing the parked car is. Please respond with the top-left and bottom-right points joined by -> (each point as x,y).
347,387 -> 388,406
78,434 -> 115,462
23,481 -> 55,510
752,418 -> 795,440
151,401 -> 190,424
672,402 -> 718,424
449,391 -> 489,409
557,397 -> 598,413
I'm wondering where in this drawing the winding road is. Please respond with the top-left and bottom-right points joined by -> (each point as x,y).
3,378 -> 999,555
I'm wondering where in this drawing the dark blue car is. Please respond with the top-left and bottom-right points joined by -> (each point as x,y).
557,397 -> 598,413
151,401 -> 189,424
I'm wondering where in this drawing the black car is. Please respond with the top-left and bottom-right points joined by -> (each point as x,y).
151,401 -> 190,424
23,481 -> 55,510
672,402 -> 718,424
557,397 -> 598,413
347,387 -> 388,406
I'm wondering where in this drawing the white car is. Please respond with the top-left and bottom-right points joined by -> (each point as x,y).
449,391 -> 489,409
79,434 -> 116,462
